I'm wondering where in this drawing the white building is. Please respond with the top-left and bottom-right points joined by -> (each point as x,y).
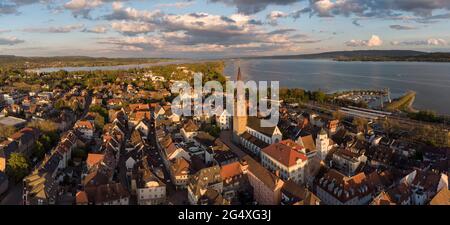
261,140 -> 308,184
216,110 -> 230,130
316,129 -> 334,161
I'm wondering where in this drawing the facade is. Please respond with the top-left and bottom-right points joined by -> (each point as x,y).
74,120 -> 95,140
85,183 -> 130,205
220,161 -> 251,202
281,180 -> 320,205
331,148 -> 367,176
316,129 -> 333,161
315,169 -> 373,205
187,165 -> 223,205
170,157 -> 190,189
243,155 -> 284,205
216,109 -> 230,130
135,169 -> 166,205
260,140 -> 308,184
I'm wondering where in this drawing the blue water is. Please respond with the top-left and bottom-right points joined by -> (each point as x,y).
224,59 -> 450,115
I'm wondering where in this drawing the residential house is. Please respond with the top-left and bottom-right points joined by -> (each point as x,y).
281,180 -> 320,205
370,191 -> 396,205
220,161 -> 251,203
133,162 -> 166,205
74,120 -> 95,140
23,172 -> 59,205
216,109 -> 230,130
170,157 -> 190,189
75,191 -> 89,205
187,165 -> 223,205
331,147 -> 367,177
315,169 -> 374,205
84,183 -> 130,205
243,155 -> 284,205
397,169 -> 448,205
429,188 -> 450,205
86,153 -> 105,170
181,120 -> 199,141
7,127 -> 40,157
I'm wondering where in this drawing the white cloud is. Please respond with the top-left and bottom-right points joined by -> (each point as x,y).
64,0 -> 103,10
427,38 -> 448,46
23,24 -> 84,33
156,1 -> 195,9
82,26 -> 108,33
111,21 -> 154,35
266,11 -> 288,25
346,35 -> 383,47
367,35 -> 383,47
0,36 -> 25,45
391,38 -> 448,46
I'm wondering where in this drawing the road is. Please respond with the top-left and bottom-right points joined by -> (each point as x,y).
147,116 -> 188,204
219,130 -> 248,159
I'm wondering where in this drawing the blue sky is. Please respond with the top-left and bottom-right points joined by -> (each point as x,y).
1,0 -> 450,58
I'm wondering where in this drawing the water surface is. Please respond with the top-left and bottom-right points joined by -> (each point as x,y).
224,59 -> 450,115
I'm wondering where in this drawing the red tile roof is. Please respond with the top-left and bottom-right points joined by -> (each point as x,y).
76,191 -> 89,204
75,120 -> 94,130
220,162 -> 243,180
262,139 -> 307,167
86,153 -> 105,168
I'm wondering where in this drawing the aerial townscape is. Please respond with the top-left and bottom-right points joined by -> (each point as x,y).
0,0 -> 449,207
0,61 -> 448,206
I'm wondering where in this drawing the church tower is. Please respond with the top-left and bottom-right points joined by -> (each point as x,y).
232,67 -> 248,144
316,128 -> 330,161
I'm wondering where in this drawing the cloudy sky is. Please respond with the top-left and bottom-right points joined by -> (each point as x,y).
1,0 -> 450,58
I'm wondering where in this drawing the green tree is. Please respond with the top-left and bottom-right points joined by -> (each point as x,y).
32,140 -> 45,160
6,153 -> 29,182
94,114 -> 105,130
89,105 -> 108,121
0,125 -> 17,141
353,117 -> 368,133
28,120 -> 58,134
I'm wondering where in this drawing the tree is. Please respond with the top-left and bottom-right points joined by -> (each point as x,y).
312,90 -> 326,103
32,140 -> 45,160
94,114 -> 105,130
0,125 -> 17,141
28,120 -> 58,134
54,98 -> 68,110
6,153 -> 29,182
332,111 -> 344,121
353,117 -> 368,133
89,105 -> 108,121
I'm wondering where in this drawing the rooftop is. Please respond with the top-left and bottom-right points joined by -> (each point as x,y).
262,139 -> 307,167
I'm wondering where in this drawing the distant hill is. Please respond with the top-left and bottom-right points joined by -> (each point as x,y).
242,50 -> 450,62
0,55 -> 171,69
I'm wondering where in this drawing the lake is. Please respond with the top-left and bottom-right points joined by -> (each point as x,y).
32,58 -> 450,115
224,59 -> 450,115
27,59 -> 200,73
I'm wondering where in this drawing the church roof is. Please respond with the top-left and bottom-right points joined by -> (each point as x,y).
247,116 -> 278,137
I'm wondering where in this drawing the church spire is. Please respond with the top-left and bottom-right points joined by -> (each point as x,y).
237,67 -> 242,81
